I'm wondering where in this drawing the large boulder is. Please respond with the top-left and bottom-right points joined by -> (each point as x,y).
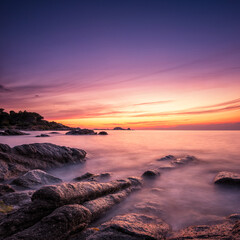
66,129 -> 97,135
0,130 -> 29,136
11,169 -> 62,189
214,171 -> 240,185
78,213 -> 171,240
0,143 -> 86,180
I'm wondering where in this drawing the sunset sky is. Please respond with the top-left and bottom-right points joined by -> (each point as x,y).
1,0 -> 240,129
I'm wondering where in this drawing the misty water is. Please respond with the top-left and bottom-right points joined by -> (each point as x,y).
1,130 -> 240,230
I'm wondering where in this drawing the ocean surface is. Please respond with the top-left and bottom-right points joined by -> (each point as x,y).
1,130 -> 240,230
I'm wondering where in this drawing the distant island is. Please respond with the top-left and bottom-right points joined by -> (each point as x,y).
113,127 -> 131,130
0,109 -> 70,130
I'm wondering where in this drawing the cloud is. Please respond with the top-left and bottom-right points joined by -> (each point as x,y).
132,100 -> 173,106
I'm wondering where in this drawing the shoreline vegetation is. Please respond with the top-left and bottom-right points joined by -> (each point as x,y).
0,141 -> 239,239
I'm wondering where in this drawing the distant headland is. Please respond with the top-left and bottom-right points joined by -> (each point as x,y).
0,109 -> 70,130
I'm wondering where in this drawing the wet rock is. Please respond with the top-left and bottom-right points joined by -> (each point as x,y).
66,129 -> 97,135
49,132 -> 60,134
35,134 -> 50,137
0,201 -> 56,238
0,191 -> 33,209
0,130 -> 29,136
32,177 -> 142,207
227,213 -> 240,221
134,201 -> 164,216
73,172 -> 111,182
157,155 -> 176,161
11,169 -> 62,189
98,131 -> 108,135
79,213 -> 171,240
0,184 -> 15,196
171,155 -> 197,165
169,221 -> 236,240
214,171 -> 240,185
142,169 -> 160,178
0,143 -> 86,180
6,204 -> 92,240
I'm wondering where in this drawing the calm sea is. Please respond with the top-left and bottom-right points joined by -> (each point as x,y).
1,130 -> 240,230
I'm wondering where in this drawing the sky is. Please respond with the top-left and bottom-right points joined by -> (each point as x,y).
0,0 -> 240,130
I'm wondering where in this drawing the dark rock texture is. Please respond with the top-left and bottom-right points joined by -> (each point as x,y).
11,169 -> 62,189
0,143 -> 86,180
0,184 -> 15,196
73,172 -> 111,182
66,129 -> 97,135
214,171 -> 240,185
171,155 -> 197,165
157,155 -> 176,161
77,213 -> 171,240
0,130 -> 29,136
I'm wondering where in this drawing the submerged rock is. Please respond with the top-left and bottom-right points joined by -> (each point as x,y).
157,155 -> 176,161
142,169 -> 160,178
11,169 -> 62,189
214,171 -> 240,185
73,172 -> 111,182
98,131 -> 108,135
78,213 -> 171,240
0,143 -> 86,180
0,184 -> 15,196
66,129 -> 97,135
49,132 -> 60,134
171,155 -> 197,165
35,134 -> 50,137
0,130 -> 29,136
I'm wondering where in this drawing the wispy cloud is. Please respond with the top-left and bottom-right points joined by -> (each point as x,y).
132,100 -> 173,106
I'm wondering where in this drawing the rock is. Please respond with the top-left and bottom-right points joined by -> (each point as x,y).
142,169 -> 160,178
73,172 -> 111,182
214,171 -> 240,185
134,201 -> 164,216
157,155 -> 176,161
49,132 -> 60,134
11,169 -> 62,189
169,221 -> 237,240
35,134 -> 50,137
98,131 -> 108,135
0,200 -> 56,238
66,129 -> 97,135
0,143 -> 86,180
79,213 -> 171,240
0,184 -> 15,196
0,130 -> 29,136
32,177 -> 142,207
6,204 -> 92,240
0,191 -> 33,209
227,213 -> 240,221
171,155 -> 197,165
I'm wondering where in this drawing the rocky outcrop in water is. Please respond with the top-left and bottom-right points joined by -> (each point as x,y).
11,169 -> 62,189
0,143 -> 86,180
214,171 -> 240,185
0,130 -> 29,136
98,131 -> 108,135
35,134 -> 50,137
0,177 -> 142,239
76,213 -> 171,240
73,172 -> 111,182
142,169 -> 160,178
66,129 -> 97,135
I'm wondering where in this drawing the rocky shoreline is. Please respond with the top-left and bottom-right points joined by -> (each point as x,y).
0,142 -> 239,239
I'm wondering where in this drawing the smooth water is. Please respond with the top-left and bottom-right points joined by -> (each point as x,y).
1,130 -> 240,230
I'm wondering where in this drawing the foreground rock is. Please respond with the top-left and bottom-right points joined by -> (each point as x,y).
0,130 -> 29,136
66,129 -> 97,135
0,177 -> 142,239
0,143 -> 86,180
169,220 -> 240,240
11,169 -> 62,189
214,171 -> 240,185
77,213 -> 171,240
0,184 -> 15,196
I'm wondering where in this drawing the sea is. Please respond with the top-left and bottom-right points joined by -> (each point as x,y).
1,130 -> 240,230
